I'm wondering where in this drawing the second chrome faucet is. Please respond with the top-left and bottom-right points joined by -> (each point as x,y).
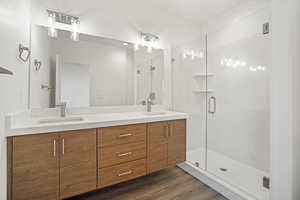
56,102 -> 67,117
146,92 -> 156,112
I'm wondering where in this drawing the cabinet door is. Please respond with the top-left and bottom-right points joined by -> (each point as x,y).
59,129 -> 97,199
147,122 -> 168,173
11,133 -> 60,200
168,120 -> 186,166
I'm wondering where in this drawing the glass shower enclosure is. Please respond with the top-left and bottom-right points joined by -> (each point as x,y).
172,6 -> 271,200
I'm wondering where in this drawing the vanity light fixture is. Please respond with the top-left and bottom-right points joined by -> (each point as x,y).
135,32 -> 160,53
47,10 -> 80,41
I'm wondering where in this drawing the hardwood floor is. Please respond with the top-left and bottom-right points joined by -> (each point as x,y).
67,167 -> 227,200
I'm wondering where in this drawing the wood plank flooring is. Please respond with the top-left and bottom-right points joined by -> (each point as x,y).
67,167 -> 227,200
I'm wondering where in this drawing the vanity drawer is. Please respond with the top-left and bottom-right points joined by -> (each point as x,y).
98,124 -> 146,147
98,141 -> 146,168
98,159 -> 146,188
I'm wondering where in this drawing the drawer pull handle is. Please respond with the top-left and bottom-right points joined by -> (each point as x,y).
119,133 -> 132,138
118,170 -> 132,177
62,138 -> 65,155
53,140 -> 56,157
118,152 -> 132,157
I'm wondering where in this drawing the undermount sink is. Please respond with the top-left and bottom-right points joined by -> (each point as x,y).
38,116 -> 84,124
143,112 -> 168,116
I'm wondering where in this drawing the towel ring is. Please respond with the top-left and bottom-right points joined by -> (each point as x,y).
19,44 -> 31,62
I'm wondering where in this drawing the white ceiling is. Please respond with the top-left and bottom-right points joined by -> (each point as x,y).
32,0 -> 267,45
34,0 -> 247,25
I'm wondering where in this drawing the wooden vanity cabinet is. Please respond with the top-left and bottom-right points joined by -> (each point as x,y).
59,129 -> 97,199
8,119 -> 186,200
9,133 -> 60,200
8,129 -> 97,200
97,124 -> 147,189
147,120 -> 186,173
167,120 -> 186,166
147,122 -> 169,173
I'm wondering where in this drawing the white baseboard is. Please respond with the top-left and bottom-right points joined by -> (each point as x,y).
178,162 -> 257,200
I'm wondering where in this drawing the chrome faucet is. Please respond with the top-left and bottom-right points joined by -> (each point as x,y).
146,92 -> 156,112
56,102 -> 67,117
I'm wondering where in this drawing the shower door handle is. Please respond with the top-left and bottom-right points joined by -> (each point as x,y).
208,96 -> 216,114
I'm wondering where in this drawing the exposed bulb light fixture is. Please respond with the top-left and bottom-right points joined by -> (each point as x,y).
48,12 -> 57,38
47,10 -> 80,41
123,42 -> 129,46
135,32 -> 160,53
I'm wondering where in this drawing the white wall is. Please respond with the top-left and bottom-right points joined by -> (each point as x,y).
293,1 -> 300,199
271,0 -> 300,199
0,0 -> 31,199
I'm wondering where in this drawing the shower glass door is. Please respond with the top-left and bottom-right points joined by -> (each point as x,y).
172,35 -> 207,169
206,15 -> 271,200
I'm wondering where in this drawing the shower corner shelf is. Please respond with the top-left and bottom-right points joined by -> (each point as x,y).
193,89 -> 214,93
0,67 -> 13,75
193,73 -> 214,78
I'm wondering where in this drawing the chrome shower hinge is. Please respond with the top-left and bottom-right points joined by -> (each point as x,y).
263,176 -> 270,189
263,22 -> 270,35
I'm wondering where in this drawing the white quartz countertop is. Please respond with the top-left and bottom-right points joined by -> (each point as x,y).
6,111 -> 188,137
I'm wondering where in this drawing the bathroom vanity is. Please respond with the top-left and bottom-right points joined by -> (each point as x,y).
6,111 -> 187,200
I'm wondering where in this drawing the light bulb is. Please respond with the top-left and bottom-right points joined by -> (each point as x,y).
70,19 -> 80,41
48,13 -> 57,38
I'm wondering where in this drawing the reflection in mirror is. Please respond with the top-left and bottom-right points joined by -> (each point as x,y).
29,25 -> 164,108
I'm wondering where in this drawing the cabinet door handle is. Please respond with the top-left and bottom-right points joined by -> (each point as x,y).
169,125 -> 173,137
165,125 -> 169,138
119,133 -> 132,138
118,152 -> 132,157
62,138 -> 65,155
53,140 -> 57,157
118,170 -> 132,177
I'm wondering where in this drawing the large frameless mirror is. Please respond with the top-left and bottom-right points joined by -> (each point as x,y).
29,25 -> 164,109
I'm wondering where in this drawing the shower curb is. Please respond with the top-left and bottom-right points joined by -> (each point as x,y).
178,162 -> 257,200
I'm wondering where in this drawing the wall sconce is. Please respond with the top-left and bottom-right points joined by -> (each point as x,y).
47,10 -> 80,41
135,32 -> 160,53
